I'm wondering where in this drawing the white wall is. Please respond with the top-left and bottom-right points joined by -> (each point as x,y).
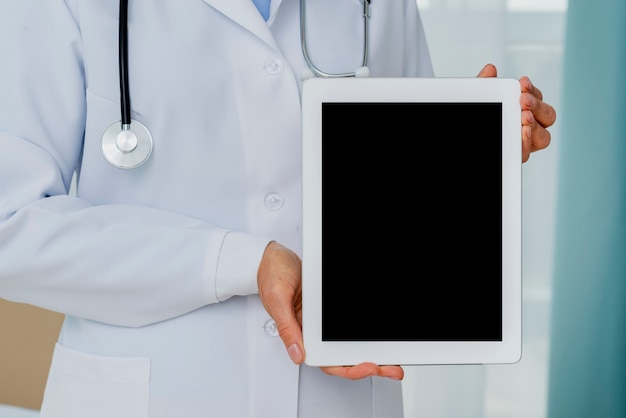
403,1 -> 566,417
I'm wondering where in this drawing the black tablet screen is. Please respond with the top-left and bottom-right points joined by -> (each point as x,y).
321,102 -> 503,341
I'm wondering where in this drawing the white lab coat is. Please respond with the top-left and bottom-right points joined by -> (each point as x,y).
0,0 -> 433,417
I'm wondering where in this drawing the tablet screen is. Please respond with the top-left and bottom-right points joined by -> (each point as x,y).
321,102 -> 502,342
302,77 -> 521,366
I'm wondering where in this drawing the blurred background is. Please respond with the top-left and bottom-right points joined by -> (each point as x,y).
403,1 -> 565,416
403,0 -> 626,417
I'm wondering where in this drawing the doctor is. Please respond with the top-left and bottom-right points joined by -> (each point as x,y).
0,0 -> 555,417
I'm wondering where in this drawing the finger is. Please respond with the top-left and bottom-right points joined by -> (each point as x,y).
260,283 -> 305,364
522,109 -> 551,152
520,77 -> 557,131
321,363 -> 379,380
520,92 -> 557,130
519,76 -> 543,101
522,124 -> 531,163
320,363 -> 404,380
273,300 -> 306,365
265,285 -> 304,364
476,63 -> 497,78
377,365 -> 404,380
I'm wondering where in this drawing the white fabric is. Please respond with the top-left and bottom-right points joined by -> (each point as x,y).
0,405 -> 39,418
0,0 -> 433,417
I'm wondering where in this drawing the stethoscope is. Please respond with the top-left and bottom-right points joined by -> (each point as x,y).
300,0 -> 371,79
102,0 -> 372,169
101,0 -> 153,169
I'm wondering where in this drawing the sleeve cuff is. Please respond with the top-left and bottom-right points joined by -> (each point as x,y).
205,231 -> 272,302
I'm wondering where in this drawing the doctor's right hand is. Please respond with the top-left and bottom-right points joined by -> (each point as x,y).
257,241 -> 405,381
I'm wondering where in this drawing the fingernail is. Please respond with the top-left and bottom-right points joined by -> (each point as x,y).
288,344 -> 303,364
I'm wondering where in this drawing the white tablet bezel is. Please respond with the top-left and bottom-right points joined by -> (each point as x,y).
301,77 -> 522,366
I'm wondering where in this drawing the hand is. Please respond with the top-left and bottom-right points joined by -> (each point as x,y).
257,241 -> 305,364
320,363 -> 404,380
478,64 -> 557,162
257,241 -> 404,380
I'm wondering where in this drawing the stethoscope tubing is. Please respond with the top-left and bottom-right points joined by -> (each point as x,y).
104,0 -> 371,169
119,0 -> 131,128
300,0 -> 371,78
101,0 -> 153,169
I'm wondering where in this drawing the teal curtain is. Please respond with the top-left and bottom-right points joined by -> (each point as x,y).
547,1 -> 626,417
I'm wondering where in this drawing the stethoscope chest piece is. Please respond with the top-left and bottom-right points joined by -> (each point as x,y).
101,120 -> 153,169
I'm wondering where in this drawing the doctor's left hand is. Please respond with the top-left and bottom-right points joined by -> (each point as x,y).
478,63 -> 557,163
257,241 -> 404,381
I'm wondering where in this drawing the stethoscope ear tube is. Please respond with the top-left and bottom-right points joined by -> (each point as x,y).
300,0 -> 371,78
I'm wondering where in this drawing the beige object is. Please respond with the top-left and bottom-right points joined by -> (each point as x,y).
0,299 -> 63,410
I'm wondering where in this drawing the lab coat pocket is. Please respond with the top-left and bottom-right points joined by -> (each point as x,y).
40,343 -> 150,418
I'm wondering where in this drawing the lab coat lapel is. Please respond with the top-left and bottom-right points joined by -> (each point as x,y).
200,0 -> 281,50
268,0 -> 285,20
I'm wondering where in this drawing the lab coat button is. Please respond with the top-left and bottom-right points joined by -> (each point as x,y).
264,319 -> 279,337
265,59 -> 284,75
264,192 -> 284,211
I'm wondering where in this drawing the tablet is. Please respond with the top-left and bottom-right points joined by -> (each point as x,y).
301,77 -> 522,366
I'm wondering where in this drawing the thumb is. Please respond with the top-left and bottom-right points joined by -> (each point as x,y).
275,313 -> 305,365
477,63 -> 497,78
260,282 -> 305,365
